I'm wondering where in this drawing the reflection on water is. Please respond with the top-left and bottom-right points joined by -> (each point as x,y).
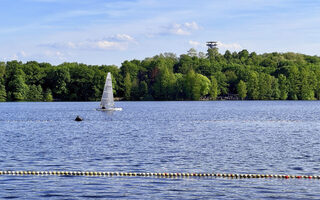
1,101 -> 320,199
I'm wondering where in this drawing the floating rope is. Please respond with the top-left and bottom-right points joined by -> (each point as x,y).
0,170 -> 319,179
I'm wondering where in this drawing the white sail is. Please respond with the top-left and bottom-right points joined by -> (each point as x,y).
100,72 -> 114,109
98,72 -> 122,111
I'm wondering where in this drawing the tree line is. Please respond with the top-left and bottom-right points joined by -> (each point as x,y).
1,48 -> 320,102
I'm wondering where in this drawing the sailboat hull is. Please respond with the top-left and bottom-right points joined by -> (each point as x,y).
96,107 -> 122,111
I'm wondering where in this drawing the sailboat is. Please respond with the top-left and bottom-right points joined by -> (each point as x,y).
97,72 -> 122,111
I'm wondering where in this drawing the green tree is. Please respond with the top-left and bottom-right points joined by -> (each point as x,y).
91,69 -> 106,101
247,52 -> 260,65
0,62 -> 6,101
247,71 -> 259,100
237,80 -> 247,100
209,76 -> 218,100
184,69 -> 201,100
224,50 -> 232,61
314,69 -> 320,100
2,49 -> 320,102
299,68 -> 315,100
176,54 -> 194,74
45,66 -> 70,100
43,89 -> 53,102
213,71 -> 228,96
0,82 -> 6,102
207,48 -> 220,62
5,62 -> 29,101
225,70 -> 238,94
187,48 -> 197,57
22,61 -> 45,85
197,74 -> 211,97
67,63 -> 95,101
238,49 -> 249,64
139,81 -> 149,100
130,78 -> 140,100
8,70 -> 28,101
278,74 -> 288,100
196,58 -> 211,77
26,84 -> 43,101
174,73 -> 184,100
123,73 -> 132,100
152,64 -> 176,100
271,77 -> 280,100
287,66 -> 300,100
120,60 -> 140,78
149,56 -> 177,100
258,73 -> 274,100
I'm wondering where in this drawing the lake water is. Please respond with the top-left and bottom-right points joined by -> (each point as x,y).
1,101 -> 320,199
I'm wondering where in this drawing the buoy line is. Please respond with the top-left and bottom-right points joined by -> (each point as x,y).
0,170 -> 319,179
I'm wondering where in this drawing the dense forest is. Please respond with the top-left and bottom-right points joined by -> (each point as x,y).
1,48 -> 320,102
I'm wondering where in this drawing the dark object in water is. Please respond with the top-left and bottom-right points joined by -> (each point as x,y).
75,116 -> 83,121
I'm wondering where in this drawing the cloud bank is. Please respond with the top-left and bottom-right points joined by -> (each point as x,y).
41,34 -> 135,51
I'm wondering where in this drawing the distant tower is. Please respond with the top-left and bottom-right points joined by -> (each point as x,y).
206,41 -> 218,49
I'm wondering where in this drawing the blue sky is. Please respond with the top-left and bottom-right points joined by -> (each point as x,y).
0,0 -> 320,66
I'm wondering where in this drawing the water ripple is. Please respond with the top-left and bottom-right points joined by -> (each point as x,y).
1,101 -> 320,199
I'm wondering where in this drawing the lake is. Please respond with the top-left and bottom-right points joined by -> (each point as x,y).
1,101 -> 320,199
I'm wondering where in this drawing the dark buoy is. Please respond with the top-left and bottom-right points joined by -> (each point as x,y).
75,116 -> 83,121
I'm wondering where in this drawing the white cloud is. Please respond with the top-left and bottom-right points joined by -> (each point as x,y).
3,51 -> 28,61
114,34 -> 134,41
94,40 -> 125,50
189,40 -> 203,47
68,40 -> 126,50
217,41 -> 242,51
44,50 -> 65,60
41,33 -> 135,51
173,26 -> 190,35
184,22 -> 199,30
164,21 -> 200,36
2,50 -> 66,63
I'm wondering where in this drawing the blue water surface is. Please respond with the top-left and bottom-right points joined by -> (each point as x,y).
1,101 -> 320,199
